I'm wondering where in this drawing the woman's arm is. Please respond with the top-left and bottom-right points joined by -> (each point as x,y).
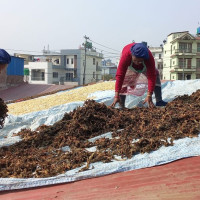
145,50 -> 156,93
115,47 -> 132,92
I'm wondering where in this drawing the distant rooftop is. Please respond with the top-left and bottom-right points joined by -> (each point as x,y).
167,31 -> 189,36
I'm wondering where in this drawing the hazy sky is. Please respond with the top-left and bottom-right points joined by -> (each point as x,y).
1,0 -> 200,60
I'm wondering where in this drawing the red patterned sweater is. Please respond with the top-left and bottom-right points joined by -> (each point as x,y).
115,43 -> 157,93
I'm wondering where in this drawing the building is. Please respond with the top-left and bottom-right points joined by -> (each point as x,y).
163,29 -> 200,80
22,47 -> 103,86
61,48 -> 103,85
0,56 -> 24,89
102,59 -> 117,80
14,53 -> 34,65
149,46 -> 164,80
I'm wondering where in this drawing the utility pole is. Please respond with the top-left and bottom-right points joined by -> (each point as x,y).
83,35 -> 89,85
182,49 -> 185,80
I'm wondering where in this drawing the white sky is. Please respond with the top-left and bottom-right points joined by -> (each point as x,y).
1,0 -> 200,61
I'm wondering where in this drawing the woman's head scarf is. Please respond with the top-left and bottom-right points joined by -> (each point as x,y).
130,43 -> 149,59
0,49 -> 11,64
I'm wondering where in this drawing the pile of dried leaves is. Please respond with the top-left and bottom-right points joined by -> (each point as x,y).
0,90 -> 200,178
0,98 -> 8,129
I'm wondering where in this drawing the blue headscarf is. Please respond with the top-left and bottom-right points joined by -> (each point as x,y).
0,49 -> 11,64
130,43 -> 149,59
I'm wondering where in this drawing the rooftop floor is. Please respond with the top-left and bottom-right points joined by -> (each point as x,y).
0,83 -> 75,101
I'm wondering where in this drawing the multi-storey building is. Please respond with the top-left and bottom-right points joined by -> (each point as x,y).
21,47 -> 103,85
149,47 -> 164,80
101,59 -> 117,79
163,30 -> 200,80
61,48 -> 103,85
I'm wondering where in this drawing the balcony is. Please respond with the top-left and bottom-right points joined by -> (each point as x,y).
52,65 -> 65,69
87,51 -> 104,58
171,49 -> 197,57
171,65 -> 196,72
157,58 -> 163,63
65,67 -> 77,71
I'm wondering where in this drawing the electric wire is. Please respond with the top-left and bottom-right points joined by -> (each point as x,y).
88,38 -> 121,53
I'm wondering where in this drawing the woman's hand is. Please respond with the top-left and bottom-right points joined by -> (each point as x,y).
111,92 -> 124,108
111,96 -> 120,107
143,92 -> 155,108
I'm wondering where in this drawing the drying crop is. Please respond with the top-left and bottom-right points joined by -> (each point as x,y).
0,98 -> 8,129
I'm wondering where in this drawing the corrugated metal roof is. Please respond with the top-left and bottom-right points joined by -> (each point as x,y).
0,156 -> 200,200
7,56 -> 24,76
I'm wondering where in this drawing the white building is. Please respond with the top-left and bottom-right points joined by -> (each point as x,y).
149,47 -> 164,80
163,30 -> 200,80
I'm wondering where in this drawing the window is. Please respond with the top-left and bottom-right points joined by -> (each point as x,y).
71,58 -> 74,64
197,59 -> 200,68
178,73 -> 183,80
187,59 -> 192,69
179,58 -> 191,69
197,43 -> 200,52
66,73 -> 73,81
67,58 -> 69,64
53,72 -> 58,78
42,72 -> 45,81
54,59 -> 59,64
172,76 -> 174,79
196,74 -> 200,79
93,72 -> 95,78
158,64 -> 163,69
179,43 -> 192,53
74,69 -> 77,78
179,58 -> 185,69
159,54 -> 161,59
93,58 -> 95,65
186,74 -> 191,80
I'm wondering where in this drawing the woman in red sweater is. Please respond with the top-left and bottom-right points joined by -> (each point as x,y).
111,43 -> 167,108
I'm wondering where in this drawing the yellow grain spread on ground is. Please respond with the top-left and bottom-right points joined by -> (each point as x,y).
8,81 -> 115,115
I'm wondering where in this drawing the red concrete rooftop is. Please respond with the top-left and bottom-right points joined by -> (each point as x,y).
0,83 -> 75,102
